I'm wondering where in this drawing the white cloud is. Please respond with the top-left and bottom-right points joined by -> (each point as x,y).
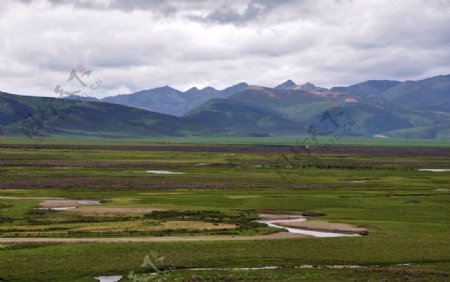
0,0 -> 449,97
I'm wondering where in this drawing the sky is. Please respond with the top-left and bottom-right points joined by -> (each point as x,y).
0,0 -> 449,98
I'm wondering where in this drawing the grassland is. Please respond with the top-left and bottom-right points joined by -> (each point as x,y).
0,138 -> 449,281
2,135 -> 450,147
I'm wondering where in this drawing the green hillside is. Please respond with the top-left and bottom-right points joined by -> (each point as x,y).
0,92 -> 199,137
228,88 -> 412,136
381,75 -> 450,106
185,99 -> 305,135
1,73 -> 449,139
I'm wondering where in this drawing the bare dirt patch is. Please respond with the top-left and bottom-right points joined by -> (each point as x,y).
259,213 -> 305,220
69,207 -> 166,214
30,198 -> 165,214
39,200 -> 81,208
0,232 -> 308,244
277,220 -> 367,235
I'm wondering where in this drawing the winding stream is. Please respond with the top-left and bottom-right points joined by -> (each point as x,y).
256,217 -> 360,238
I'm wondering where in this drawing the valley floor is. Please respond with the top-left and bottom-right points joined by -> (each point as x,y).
0,138 -> 449,281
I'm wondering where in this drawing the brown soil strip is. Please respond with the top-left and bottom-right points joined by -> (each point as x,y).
39,200 -> 80,208
68,207 -> 166,213
0,196 -> 60,200
4,197 -> 165,213
0,232 -> 308,244
0,177 -> 327,190
1,144 -> 449,157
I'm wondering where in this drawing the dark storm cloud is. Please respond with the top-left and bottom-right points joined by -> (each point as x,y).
196,3 -> 265,24
191,0 -> 299,24
17,0 -> 301,22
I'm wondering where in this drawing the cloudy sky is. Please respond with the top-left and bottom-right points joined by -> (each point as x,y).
0,0 -> 449,97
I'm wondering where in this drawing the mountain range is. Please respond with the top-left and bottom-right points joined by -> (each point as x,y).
68,82 -> 249,116
1,74 -> 449,139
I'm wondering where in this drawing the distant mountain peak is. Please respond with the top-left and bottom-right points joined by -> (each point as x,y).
201,86 -> 217,91
220,82 -> 249,96
275,79 -> 297,90
234,82 -> 249,87
274,80 -> 323,91
299,82 -> 316,90
162,85 -> 177,90
143,85 -> 180,93
184,87 -> 199,94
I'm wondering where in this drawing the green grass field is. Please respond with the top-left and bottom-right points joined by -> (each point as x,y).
1,135 -> 450,147
0,138 -> 449,281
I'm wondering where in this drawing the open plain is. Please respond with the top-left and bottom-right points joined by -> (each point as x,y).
0,138 -> 449,281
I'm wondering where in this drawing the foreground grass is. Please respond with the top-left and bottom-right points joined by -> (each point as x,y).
0,185 -> 448,280
0,236 -> 449,281
0,142 -> 449,281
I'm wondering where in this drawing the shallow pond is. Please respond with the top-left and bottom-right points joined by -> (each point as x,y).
78,200 -> 100,205
38,199 -> 100,211
145,170 -> 185,174
37,206 -> 76,211
418,169 -> 450,172
95,275 -> 123,282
